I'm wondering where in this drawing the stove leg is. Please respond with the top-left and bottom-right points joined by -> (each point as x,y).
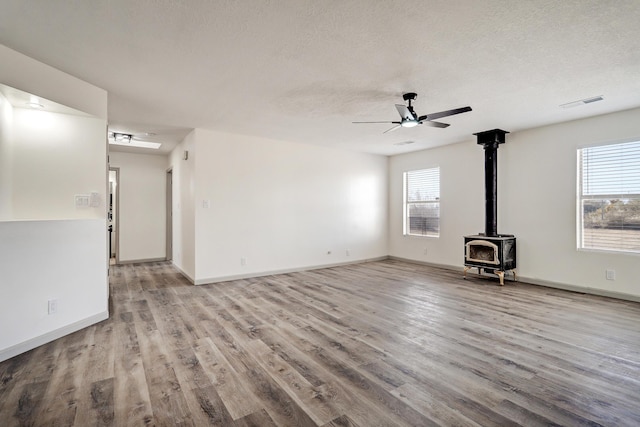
463,266 -> 472,279
496,271 -> 504,286
513,269 -> 517,281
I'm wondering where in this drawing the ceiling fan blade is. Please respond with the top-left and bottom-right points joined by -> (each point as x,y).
419,106 -> 472,121
383,124 -> 402,133
395,104 -> 414,121
421,120 -> 450,128
352,121 -> 396,124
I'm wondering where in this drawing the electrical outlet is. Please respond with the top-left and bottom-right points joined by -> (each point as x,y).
424,248 -> 428,255
606,269 -> 616,280
48,299 -> 58,315
240,257 -> 246,266
346,249 -> 350,256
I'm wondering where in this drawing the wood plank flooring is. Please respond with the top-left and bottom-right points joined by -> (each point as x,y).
1,260 -> 640,426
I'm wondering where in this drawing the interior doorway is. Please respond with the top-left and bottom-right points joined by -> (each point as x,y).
109,168 -> 120,264
166,169 -> 173,261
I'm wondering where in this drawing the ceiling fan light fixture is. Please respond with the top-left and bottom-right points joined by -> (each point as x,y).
401,121 -> 419,128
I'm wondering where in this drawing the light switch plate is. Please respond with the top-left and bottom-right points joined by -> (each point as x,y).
75,195 -> 90,207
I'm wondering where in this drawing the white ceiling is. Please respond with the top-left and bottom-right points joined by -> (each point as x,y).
1,0 -> 639,156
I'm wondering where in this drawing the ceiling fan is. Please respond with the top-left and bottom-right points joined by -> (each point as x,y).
353,93 -> 472,133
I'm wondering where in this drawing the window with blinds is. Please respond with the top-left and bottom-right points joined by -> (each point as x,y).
578,140 -> 640,253
404,167 -> 440,237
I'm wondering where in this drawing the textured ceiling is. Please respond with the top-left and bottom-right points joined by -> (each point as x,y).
1,0 -> 639,155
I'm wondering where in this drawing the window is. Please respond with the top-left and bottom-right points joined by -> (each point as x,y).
404,167 -> 440,237
578,140 -> 640,253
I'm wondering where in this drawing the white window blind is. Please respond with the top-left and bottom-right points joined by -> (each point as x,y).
578,140 -> 640,253
404,167 -> 440,237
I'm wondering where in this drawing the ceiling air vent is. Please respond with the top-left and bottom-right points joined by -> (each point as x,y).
560,96 -> 604,109
393,140 -> 415,146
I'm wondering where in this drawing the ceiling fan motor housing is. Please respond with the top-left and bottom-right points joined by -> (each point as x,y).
402,92 -> 418,102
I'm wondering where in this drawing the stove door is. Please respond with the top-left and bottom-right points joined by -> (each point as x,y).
465,240 -> 500,265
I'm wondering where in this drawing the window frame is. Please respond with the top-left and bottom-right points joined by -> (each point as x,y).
403,166 -> 440,238
577,138 -> 640,254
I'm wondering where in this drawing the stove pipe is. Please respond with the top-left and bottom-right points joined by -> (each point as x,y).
473,129 -> 509,237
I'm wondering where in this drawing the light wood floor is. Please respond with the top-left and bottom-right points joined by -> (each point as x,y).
1,260 -> 640,426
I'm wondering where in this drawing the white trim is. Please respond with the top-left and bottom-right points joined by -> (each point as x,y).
387,256 -> 457,272
517,275 -> 640,304
194,257 -> 389,285
0,311 -> 109,363
116,257 -> 167,265
172,262 -> 195,284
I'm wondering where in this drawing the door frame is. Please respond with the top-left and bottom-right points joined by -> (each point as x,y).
166,168 -> 173,261
109,167 -> 120,264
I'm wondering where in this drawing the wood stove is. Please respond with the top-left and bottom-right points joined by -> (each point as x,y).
464,129 -> 516,285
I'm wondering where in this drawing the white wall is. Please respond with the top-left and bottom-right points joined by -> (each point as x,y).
109,151 -> 167,262
0,92 -> 13,217
168,132 -> 196,280
11,108 -> 106,219
0,219 -> 108,361
0,44 -> 108,362
390,139 -> 485,266
390,107 -> 640,299
190,129 -> 388,283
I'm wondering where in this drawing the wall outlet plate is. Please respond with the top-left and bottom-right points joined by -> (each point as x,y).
48,299 -> 58,314
606,269 -> 616,280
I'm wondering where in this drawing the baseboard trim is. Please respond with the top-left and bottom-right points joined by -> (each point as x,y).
387,256 -> 461,272
517,276 -> 640,303
388,256 -> 640,303
0,311 -> 109,363
172,262 -> 195,284
116,257 -> 167,265
195,256 -> 390,285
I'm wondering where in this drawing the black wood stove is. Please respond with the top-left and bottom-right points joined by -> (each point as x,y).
464,129 -> 516,285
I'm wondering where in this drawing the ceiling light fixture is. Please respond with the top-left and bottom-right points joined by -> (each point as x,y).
560,95 -> 604,109
108,132 -> 161,149
113,132 -> 132,143
26,95 -> 45,109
